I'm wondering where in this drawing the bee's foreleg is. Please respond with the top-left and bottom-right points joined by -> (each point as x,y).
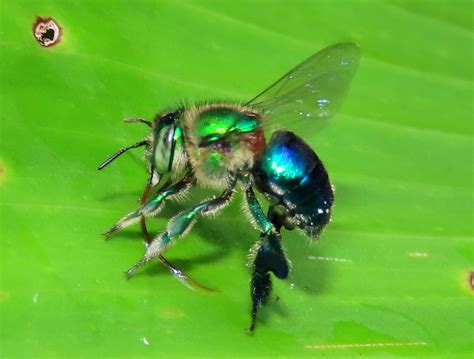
103,172 -> 193,237
125,176 -> 237,278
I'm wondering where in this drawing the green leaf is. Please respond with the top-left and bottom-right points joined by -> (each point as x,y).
1,0 -> 472,357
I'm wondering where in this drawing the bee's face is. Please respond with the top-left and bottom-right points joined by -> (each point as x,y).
150,111 -> 187,178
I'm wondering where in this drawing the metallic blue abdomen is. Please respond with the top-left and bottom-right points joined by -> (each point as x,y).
253,131 -> 333,237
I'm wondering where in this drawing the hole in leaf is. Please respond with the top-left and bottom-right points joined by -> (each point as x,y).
42,28 -> 55,41
32,17 -> 61,47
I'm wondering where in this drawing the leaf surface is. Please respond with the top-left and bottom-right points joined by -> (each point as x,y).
1,0 -> 472,357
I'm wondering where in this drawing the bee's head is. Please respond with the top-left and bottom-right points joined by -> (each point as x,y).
150,109 -> 188,178
98,109 -> 188,177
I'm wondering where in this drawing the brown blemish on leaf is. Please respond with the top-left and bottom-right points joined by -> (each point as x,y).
469,272 -> 474,290
0,291 -> 11,301
159,309 -> 185,319
0,160 -> 5,184
32,17 -> 61,47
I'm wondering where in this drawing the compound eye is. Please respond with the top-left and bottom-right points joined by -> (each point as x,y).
154,125 -> 175,174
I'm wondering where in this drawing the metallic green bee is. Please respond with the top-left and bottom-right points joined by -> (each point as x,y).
99,43 -> 360,331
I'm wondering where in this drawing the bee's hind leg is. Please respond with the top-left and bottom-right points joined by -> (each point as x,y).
244,178 -> 290,331
249,229 -> 289,331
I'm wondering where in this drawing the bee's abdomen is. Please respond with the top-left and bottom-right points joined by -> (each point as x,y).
252,131 -> 333,238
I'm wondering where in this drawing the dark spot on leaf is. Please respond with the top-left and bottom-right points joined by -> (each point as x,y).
33,17 -> 61,47
469,272 -> 474,290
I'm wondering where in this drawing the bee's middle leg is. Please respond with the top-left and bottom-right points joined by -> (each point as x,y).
125,177 -> 237,277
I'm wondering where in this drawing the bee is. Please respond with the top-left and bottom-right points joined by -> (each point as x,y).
99,43 -> 360,331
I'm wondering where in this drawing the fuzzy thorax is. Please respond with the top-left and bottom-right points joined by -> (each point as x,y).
183,103 -> 265,189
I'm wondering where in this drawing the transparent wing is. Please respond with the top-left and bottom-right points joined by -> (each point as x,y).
247,43 -> 360,136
